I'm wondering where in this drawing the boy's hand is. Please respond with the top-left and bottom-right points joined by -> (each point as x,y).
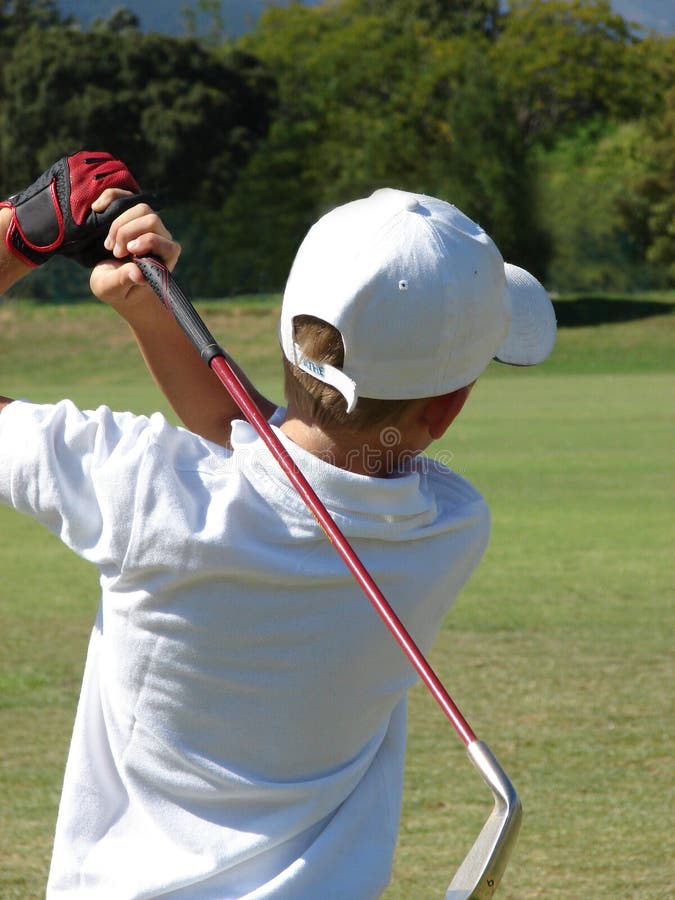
0,151 -> 147,268
89,191 -> 181,313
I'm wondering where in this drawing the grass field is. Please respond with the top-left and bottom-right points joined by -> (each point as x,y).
0,291 -> 673,898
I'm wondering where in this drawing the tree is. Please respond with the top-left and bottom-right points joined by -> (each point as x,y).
531,66 -> 675,294
493,0 -> 647,146
219,2 -> 546,292
618,85 -> 675,283
344,0 -> 502,39
91,7 -> 141,33
0,0 -> 62,34
0,27 -> 275,205
182,0 -> 226,46
0,19 -> 276,296
523,15 -> 675,290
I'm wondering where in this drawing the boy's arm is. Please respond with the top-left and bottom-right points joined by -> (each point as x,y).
0,208 -> 32,289
0,150 -> 144,413
0,148 -> 276,443
90,198 -> 277,447
0,207 -> 34,411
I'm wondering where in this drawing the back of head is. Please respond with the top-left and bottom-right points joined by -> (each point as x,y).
283,315 -> 419,432
280,188 -> 556,426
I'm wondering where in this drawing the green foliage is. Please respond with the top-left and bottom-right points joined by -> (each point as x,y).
618,85 -> 675,280
0,8 -> 276,298
0,0 -> 62,39
494,0 -> 647,146
344,0 -> 502,38
90,8 -> 141,33
530,20 -> 674,292
181,0 -> 226,46
491,2 -> 674,289
427,39 -> 549,272
0,0 -> 672,295
0,29 -> 274,203
534,120 -> 668,291
219,0 -> 672,292
223,3 -> 547,289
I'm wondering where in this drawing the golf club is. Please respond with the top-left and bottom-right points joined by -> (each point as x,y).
135,255 -> 522,899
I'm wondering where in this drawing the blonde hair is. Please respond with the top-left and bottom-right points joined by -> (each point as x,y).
282,315 -> 418,431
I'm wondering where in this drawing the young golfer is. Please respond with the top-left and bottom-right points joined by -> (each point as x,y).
0,154 -> 555,898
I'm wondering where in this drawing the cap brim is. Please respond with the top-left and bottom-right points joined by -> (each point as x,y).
495,264 -> 557,366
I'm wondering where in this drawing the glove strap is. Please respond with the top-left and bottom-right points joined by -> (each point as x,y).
1,182 -> 65,266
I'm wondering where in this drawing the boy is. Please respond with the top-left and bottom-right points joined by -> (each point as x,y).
0,155 -> 555,898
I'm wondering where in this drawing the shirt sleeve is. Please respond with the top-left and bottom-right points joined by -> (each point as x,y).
0,399 -> 156,568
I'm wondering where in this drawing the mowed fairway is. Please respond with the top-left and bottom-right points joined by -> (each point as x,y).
1,293 -> 673,898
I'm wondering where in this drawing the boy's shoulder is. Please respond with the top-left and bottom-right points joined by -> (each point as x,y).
411,454 -> 491,539
413,454 -> 487,507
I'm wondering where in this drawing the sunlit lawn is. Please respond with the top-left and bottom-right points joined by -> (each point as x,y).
1,292 -> 673,898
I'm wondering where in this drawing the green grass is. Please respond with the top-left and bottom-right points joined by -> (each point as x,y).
1,293 -> 673,898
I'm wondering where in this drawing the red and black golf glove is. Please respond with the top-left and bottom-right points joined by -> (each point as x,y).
1,150 -> 154,268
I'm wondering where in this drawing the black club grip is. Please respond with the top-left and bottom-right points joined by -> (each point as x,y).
134,256 -> 223,366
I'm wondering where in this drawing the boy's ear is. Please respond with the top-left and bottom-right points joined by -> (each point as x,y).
421,384 -> 474,440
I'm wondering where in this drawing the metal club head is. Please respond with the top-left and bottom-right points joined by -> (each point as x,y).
446,740 -> 523,899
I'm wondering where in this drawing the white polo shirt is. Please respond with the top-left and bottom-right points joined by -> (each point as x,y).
0,399 -> 489,899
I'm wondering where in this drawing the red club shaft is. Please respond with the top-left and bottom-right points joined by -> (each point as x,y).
209,353 -> 477,747
135,255 -> 477,748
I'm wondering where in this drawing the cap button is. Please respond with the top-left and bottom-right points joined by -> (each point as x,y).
405,197 -> 419,212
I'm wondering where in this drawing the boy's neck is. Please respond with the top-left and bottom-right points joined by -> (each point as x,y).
280,410 -> 425,478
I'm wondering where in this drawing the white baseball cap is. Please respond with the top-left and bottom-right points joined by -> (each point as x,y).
280,188 -> 556,413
